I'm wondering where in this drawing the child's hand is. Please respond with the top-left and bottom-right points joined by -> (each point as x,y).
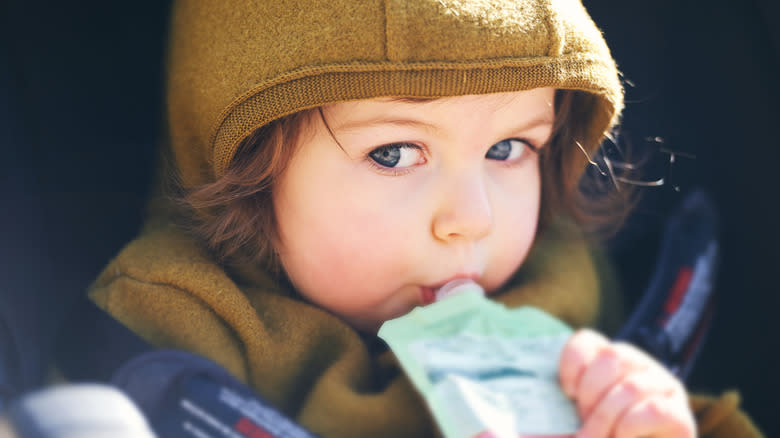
559,329 -> 696,438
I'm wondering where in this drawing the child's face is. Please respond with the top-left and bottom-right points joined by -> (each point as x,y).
273,88 -> 555,332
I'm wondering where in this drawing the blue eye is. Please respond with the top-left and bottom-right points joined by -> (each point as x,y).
485,139 -> 530,161
369,143 -> 422,168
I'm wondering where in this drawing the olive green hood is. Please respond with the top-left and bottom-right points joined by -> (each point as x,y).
166,0 -> 623,187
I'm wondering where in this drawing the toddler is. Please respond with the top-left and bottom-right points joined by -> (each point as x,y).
89,0 -> 762,436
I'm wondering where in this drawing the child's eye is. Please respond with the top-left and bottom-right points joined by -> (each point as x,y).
485,139 -> 534,161
368,143 -> 423,169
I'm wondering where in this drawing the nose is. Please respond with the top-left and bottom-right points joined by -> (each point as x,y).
431,171 -> 493,242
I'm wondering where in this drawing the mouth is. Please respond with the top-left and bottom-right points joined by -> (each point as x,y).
420,286 -> 436,305
419,273 -> 480,305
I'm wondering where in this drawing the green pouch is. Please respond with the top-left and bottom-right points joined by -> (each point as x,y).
378,287 -> 580,438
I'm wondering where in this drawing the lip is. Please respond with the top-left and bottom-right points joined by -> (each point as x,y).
419,273 -> 480,305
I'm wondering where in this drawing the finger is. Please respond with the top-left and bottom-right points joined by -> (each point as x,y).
613,393 -> 696,438
559,329 -> 610,398
575,343 -> 652,417
577,368 -> 674,438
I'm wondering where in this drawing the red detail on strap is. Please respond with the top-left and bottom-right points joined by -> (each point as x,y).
234,416 -> 274,438
665,267 -> 694,314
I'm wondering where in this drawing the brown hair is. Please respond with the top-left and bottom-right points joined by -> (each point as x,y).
179,109 -> 315,269
539,90 -> 634,236
178,90 -> 632,270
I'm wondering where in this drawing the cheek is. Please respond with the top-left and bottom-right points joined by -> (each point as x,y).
274,175 -> 416,309
484,166 -> 541,291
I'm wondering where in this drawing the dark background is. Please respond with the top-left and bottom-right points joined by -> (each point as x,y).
586,1 -> 780,434
1,0 -> 778,434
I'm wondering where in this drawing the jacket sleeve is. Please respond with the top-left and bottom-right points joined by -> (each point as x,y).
691,391 -> 764,437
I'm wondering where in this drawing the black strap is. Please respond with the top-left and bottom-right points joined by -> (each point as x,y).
616,189 -> 718,380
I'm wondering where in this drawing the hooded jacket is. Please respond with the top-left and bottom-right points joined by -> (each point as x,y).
90,0 -> 763,436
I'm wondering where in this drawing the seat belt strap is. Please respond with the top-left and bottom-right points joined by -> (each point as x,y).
54,298 -> 319,438
616,190 -> 719,380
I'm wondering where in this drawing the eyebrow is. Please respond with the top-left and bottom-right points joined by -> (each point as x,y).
509,113 -> 556,133
334,116 -> 441,133
333,112 -> 555,136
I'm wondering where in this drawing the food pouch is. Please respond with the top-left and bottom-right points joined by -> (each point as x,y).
378,281 -> 580,438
